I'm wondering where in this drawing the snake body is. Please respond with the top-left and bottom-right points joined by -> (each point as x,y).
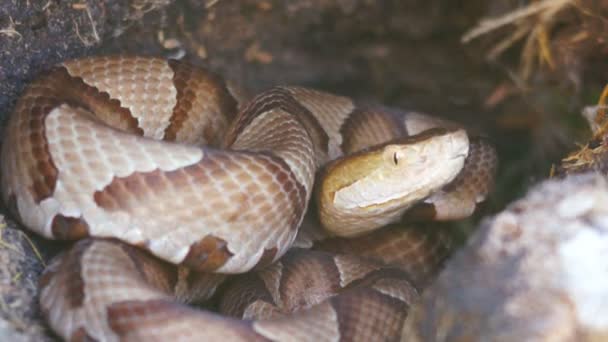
0,56 -> 497,341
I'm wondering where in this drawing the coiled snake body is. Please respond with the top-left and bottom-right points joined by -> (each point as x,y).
0,56 -> 497,341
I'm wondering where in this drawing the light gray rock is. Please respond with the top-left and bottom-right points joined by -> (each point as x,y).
0,215 -> 53,341
403,173 -> 608,341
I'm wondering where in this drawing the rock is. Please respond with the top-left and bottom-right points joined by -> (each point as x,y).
403,173 -> 608,341
0,0 -> 175,117
0,215 -> 52,341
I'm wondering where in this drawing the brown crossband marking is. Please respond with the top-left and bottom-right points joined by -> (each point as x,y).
277,250 -> 342,310
93,156 -> 205,212
182,235 -> 234,271
290,178 -> 307,229
165,61 -> 196,141
93,166 -> 184,211
118,243 -> 178,294
252,152 -> 308,230
225,87 -> 329,154
57,67 -> 143,136
56,239 -> 94,308
107,300 -> 178,335
23,90 -> 60,202
37,268 -> 56,291
38,253 -> 67,292
218,273 -> 276,318
254,247 -> 278,270
341,268 -> 414,292
21,66 -> 145,203
108,299 -> 267,341
340,106 -> 406,154
64,241 -> 91,308
331,287 -> 410,341
51,214 -> 90,239
165,60 -> 238,142
71,327 -> 98,342
93,149 -> 306,236
313,224 -> 451,286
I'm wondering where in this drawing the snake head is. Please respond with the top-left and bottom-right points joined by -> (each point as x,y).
318,128 -> 469,237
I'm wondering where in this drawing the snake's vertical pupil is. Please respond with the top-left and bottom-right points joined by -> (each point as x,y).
393,152 -> 399,165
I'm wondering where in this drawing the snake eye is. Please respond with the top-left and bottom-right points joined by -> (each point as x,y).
392,152 -> 399,165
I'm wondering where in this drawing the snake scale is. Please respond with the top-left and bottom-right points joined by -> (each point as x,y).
0,56 -> 497,341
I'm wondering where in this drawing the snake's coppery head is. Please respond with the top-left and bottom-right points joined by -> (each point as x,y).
318,128 -> 469,237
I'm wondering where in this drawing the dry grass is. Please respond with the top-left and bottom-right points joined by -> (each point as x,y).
0,16 -> 22,40
557,84 -> 608,175
0,217 -> 45,266
462,0 -> 606,80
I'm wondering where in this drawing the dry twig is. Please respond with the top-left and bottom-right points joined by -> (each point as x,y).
462,0 -> 574,79
0,16 -> 22,40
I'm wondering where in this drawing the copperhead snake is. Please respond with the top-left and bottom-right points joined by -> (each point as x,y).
0,56 -> 497,341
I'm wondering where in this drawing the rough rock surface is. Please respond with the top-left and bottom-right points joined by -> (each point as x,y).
0,215 -> 53,341
403,173 -> 608,341
0,0 -> 174,118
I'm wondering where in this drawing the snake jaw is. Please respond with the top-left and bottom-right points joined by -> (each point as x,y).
320,128 -> 469,237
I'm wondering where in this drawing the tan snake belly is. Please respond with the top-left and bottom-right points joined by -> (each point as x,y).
0,56 -> 497,341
